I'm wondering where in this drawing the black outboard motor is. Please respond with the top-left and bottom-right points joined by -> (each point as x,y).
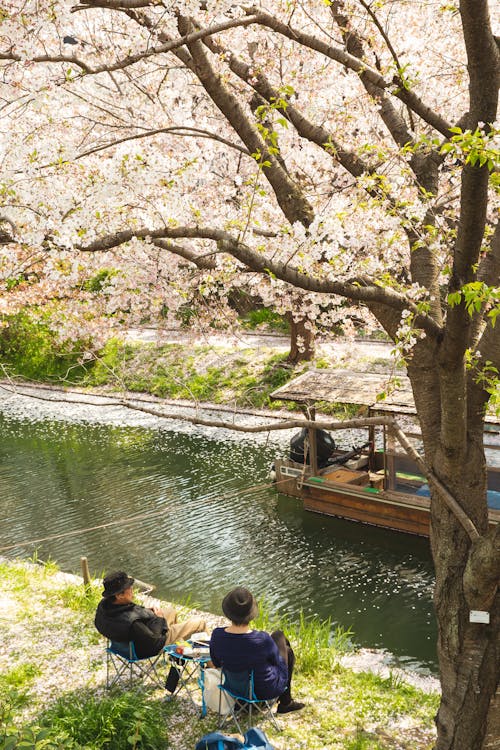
289,428 -> 336,469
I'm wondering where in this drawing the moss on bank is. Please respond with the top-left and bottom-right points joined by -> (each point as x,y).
0,559 -> 438,750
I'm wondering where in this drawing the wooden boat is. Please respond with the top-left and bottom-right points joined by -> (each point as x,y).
271,370 -> 500,537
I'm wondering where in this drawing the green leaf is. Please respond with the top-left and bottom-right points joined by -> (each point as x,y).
447,291 -> 462,307
35,729 -> 51,741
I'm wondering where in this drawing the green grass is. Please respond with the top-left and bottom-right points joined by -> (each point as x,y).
254,601 -> 353,674
0,559 -> 439,750
58,582 -> 102,615
2,691 -> 171,750
82,339 -> 303,409
241,308 -> 290,333
37,690 -> 171,749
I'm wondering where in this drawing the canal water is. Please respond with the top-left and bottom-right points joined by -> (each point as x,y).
0,394 -> 437,674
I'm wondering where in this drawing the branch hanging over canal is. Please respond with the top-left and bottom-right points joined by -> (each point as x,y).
0,381 -> 481,541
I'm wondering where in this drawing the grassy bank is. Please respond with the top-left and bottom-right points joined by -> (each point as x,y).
0,320 -> 395,412
85,339 -> 303,409
0,559 -> 438,750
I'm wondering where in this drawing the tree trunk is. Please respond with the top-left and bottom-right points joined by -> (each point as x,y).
286,315 -> 315,363
423,436 -> 499,749
432,490 -> 499,750
406,339 -> 500,750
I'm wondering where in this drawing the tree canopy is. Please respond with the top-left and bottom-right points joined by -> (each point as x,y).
1,2 -> 499,748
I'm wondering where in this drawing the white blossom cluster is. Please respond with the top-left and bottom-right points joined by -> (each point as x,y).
0,0 -> 497,344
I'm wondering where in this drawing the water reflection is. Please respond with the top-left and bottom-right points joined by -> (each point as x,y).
0,412 -> 437,673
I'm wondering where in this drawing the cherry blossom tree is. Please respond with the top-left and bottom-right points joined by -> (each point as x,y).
1,1 -> 500,747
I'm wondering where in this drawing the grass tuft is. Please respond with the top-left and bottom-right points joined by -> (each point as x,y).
254,600 -> 353,674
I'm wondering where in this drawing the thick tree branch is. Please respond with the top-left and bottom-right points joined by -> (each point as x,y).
76,225 -> 443,338
177,15 -> 314,227
151,239 -> 216,269
200,34 -> 370,179
1,15 -> 262,78
0,51 -> 92,73
478,220 -> 500,288
442,1 -> 500,367
73,0 -> 156,8
467,219 -> 500,345
330,0 -> 416,152
246,8 -> 454,137
49,5 -> 455,137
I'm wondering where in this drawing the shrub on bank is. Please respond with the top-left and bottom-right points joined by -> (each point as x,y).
0,310 -> 91,382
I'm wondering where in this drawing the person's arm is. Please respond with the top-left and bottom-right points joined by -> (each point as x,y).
209,629 -> 222,667
264,633 -> 283,666
130,617 -> 167,658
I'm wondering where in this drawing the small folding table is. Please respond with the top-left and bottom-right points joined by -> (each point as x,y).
164,643 -> 211,717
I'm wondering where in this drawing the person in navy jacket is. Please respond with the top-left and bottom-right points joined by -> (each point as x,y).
210,587 -> 304,713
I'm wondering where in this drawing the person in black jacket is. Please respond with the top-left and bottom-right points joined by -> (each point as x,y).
95,570 -> 206,658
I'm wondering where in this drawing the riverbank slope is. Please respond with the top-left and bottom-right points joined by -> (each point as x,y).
1,558 -> 438,750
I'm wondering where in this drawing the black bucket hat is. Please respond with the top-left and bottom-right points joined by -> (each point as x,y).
102,570 -> 135,599
222,587 -> 258,624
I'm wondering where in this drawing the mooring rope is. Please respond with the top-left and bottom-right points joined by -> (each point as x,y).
0,478 -> 289,552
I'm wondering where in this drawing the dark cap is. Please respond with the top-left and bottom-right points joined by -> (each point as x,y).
222,586 -> 258,625
102,571 -> 134,599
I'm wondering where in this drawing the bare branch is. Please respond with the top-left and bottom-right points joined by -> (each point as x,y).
392,423 -> 479,540
0,50 -> 92,73
74,126 -> 250,160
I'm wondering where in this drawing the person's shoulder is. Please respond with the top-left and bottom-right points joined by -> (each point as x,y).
210,626 -> 225,639
249,629 -> 273,643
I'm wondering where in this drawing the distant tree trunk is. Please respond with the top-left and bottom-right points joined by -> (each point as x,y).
286,314 -> 315,363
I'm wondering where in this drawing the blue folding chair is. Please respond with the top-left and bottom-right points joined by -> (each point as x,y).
218,669 -> 280,734
105,640 -> 165,689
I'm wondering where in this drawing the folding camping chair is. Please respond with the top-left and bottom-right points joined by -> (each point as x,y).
105,640 -> 166,689
218,669 -> 280,734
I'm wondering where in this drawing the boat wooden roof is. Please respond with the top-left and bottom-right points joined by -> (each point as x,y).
270,369 -> 415,411
271,368 -> 500,427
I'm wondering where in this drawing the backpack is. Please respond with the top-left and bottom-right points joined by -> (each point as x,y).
195,727 -> 275,750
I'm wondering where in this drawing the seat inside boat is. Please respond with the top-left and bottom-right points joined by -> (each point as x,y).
321,466 -> 371,486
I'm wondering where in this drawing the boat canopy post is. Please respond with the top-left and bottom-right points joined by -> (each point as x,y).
385,423 -> 396,490
306,404 -> 318,476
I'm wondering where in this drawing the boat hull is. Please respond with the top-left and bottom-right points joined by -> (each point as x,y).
274,460 -> 500,537
303,479 -> 430,536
